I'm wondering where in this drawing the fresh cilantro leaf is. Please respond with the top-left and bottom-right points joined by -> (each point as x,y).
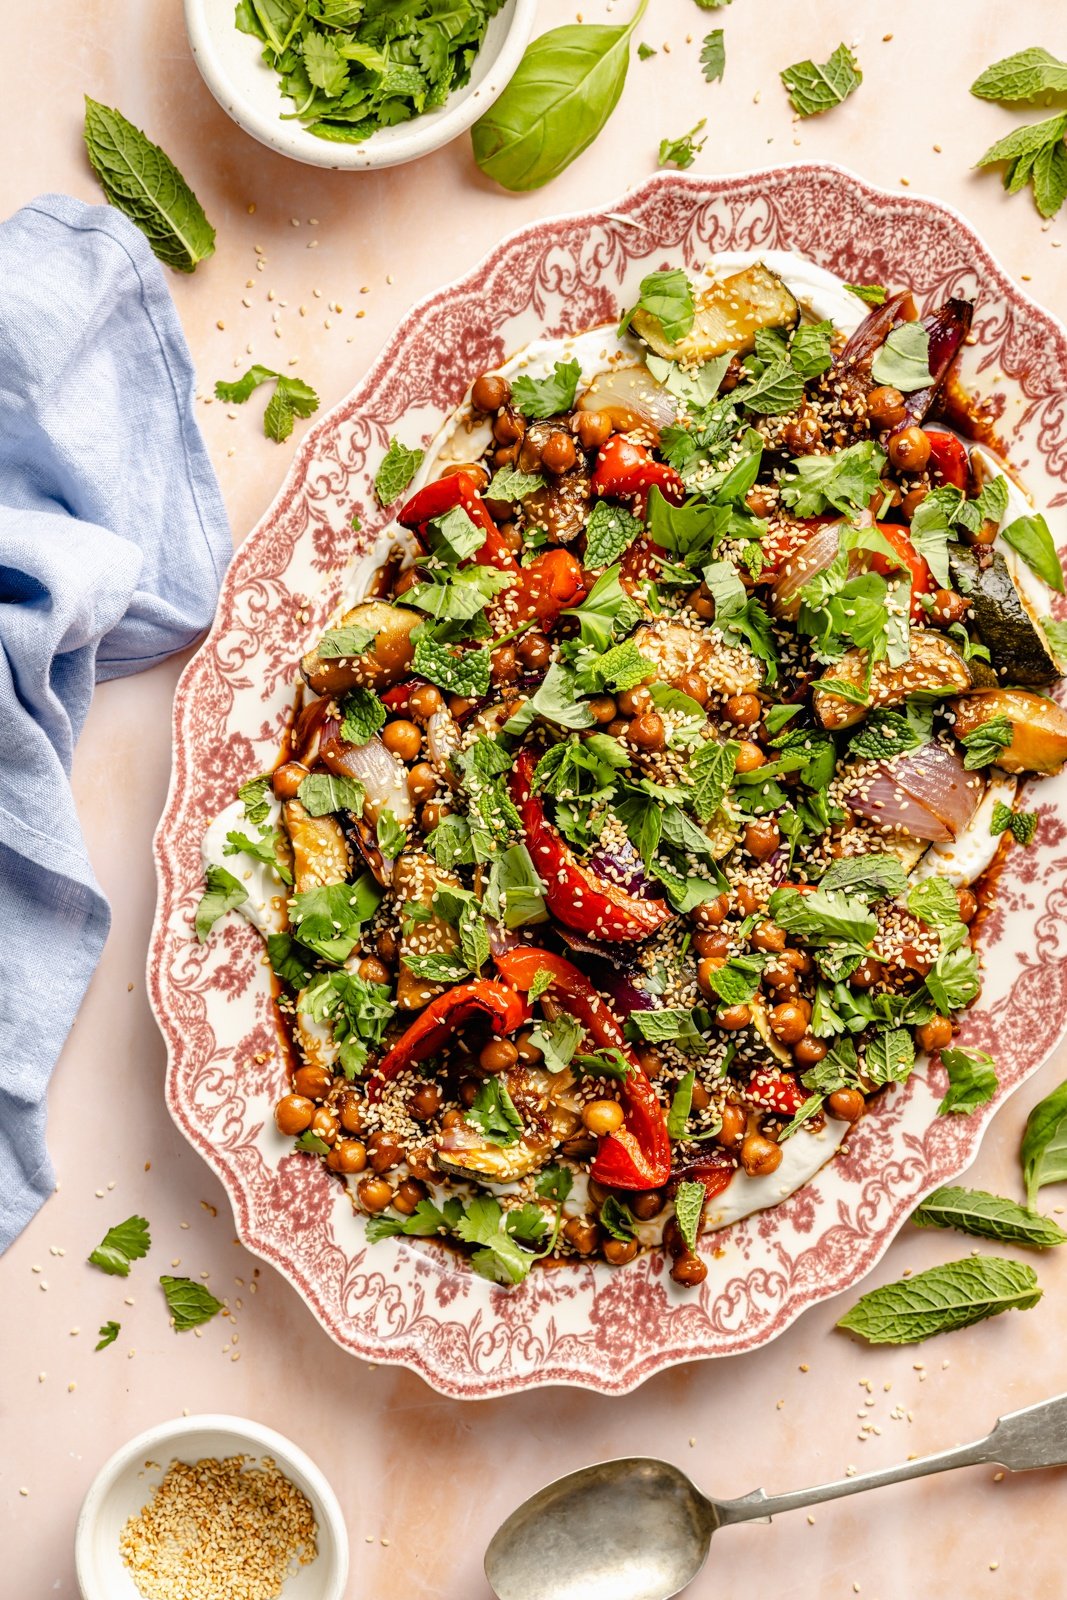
959,714 -> 1014,770
780,43 -> 862,118
317,623 -> 376,660
88,1215 -> 151,1277
674,1181 -> 706,1253
466,1078 -> 525,1147
454,1195 -> 537,1286
837,1257 -> 1041,1344
83,97 -> 215,272
733,359 -> 806,416
195,864 -> 248,941
510,359 -> 582,420
1001,513 -> 1065,594
529,1013 -> 583,1074
375,438 -> 424,505
990,801 -> 1038,846
871,323 -> 932,392
295,1130 -> 331,1153
913,1185 -> 1067,1249
971,48 -> 1067,103
768,886 -> 877,949
298,969 -> 395,1077
159,1275 -> 224,1331
619,268 -> 697,345
536,1165 -> 575,1203
303,27 -> 349,96
95,1320 -> 121,1352
778,440 -> 886,517
658,118 -> 708,169
296,772 -> 365,817
289,877 -> 381,963
700,30 -> 725,82
487,464 -> 545,500
506,1203 -> 552,1245
583,500 -> 644,569
938,1046 -> 998,1116
237,773 -> 272,825
844,283 -> 888,306
223,827 -> 293,886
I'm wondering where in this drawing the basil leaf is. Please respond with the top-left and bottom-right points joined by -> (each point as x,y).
1001,513 -> 1065,594
844,283 -> 888,306
195,864 -> 248,941
780,43 -> 862,118
871,322 -> 932,392
1042,616 -> 1067,660
375,438 -> 423,506
1021,1079 -> 1067,1209
914,1186 -> 1067,1249
971,48 -> 1067,103
88,1215 -> 151,1277
924,946 -> 981,1015
317,623 -> 376,659
159,1275 -> 224,1332
674,1181 -> 706,1253
700,29 -> 725,82
503,662 -> 596,735
837,1257 -> 1041,1344
620,267 -> 696,345
83,98 -> 216,272
471,0 -> 649,192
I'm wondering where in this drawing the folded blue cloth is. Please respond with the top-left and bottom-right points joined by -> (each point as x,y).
0,194 -> 231,1251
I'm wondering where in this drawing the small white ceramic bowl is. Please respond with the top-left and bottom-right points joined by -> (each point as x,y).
74,1413 -> 348,1600
184,0 -> 537,171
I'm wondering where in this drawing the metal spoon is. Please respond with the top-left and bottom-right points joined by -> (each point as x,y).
485,1391 -> 1067,1600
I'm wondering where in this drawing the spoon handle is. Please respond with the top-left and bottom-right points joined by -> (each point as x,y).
715,1391 -> 1067,1527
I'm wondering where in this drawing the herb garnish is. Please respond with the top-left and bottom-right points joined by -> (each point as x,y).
375,438 -> 424,506
88,1216 -> 151,1277
913,1186 -> 1067,1249
659,120 -> 708,170
837,1257 -> 1041,1344
95,1321 -> 121,1352
780,44 -> 862,118
160,1275 -> 224,1332
1021,1079 -> 1067,1210
937,1046 -> 998,1117
215,365 -> 320,442
194,865 -> 248,942
83,98 -> 215,272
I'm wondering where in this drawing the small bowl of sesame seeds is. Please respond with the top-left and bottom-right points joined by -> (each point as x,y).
75,1414 -> 348,1600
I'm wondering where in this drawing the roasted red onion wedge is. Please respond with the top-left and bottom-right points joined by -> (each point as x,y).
846,741 -> 982,842
320,732 -> 414,824
899,299 -> 974,427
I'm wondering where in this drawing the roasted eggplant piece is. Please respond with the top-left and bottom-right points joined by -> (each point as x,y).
301,600 -> 420,696
898,299 -> 973,428
433,1065 -> 582,1182
814,632 -> 973,730
392,848 -> 462,1009
629,263 -> 799,365
950,544 -> 1063,686
953,689 -> 1067,775
282,799 -> 352,892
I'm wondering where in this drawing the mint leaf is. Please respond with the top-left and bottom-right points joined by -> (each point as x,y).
527,967 -> 555,1003
83,97 -> 216,272
780,43 -> 862,118
1032,137 -> 1067,218
194,864 -> 248,941
865,1028 -> 916,1087
871,322 -> 932,392
936,1046 -> 998,1116
700,30 -> 725,82
674,1180 -> 706,1253
820,854 -> 909,901
412,631 -> 491,698
844,282 -> 888,306
487,464 -> 546,501
88,1215 -> 151,1277
704,954 -> 767,1007
215,365 -> 280,404
837,1257 -> 1041,1344
619,268 -> 696,345
466,1078 -> 525,1147
583,500 -> 643,569
688,739 -> 740,821
296,772 -> 365,817
977,112 -> 1067,168
1022,1079 -> 1067,1209
914,1186 -> 1067,1248
159,1275 -> 223,1332
990,801 -> 1038,846
375,438 -> 423,505
1001,513 -> 1065,593
376,808 -> 407,861
925,945 -> 981,1014
734,358 -> 805,416
959,714 -> 1014,770
971,48 -> 1067,103
317,623 -> 376,660
217,365 -> 319,441
237,773 -> 272,825
340,687 -> 387,745
95,1320 -> 121,1352
667,1071 -> 696,1139
510,358 -> 582,420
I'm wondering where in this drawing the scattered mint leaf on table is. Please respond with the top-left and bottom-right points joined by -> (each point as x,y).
971,48 -> 1067,102
659,119 -> 707,170
83,97 -> 215,272
937,1046 -> 998,1116
914,1186 -> 1067,1249
374,438 -> 423,505
216,366 -> 319,442
194,865 -> 248,942
160,1276 -> 224,1331
88,1216 -> 151,1277
837,1257 -> 1042,1344
692,0 -> 731,8
780,44 -> 862,118
1021,1079 -> 1067,1210
976,113 -> 1067,219
700,31 -> 725,83
95,1321 -> 121,1352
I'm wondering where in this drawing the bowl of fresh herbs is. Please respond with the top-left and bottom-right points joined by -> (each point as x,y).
184,0 -> 537,171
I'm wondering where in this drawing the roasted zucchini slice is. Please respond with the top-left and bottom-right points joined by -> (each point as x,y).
950,545 -> 1063,687
283,799 -> 352,892
629,263 -> 799,365
392,848 -> 463,1010
814,633 -> 973,730
301,600 -> 420,696
952,689 -> 1067,775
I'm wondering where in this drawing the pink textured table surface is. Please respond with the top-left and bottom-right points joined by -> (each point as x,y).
3,2 -> 1067,1596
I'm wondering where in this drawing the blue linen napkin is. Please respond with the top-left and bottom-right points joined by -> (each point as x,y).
0,193 -> 231,1251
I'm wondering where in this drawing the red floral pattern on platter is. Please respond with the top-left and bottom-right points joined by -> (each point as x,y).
149,166 -> 1067,1400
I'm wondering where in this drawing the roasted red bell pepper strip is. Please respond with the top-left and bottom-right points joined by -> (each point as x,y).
369,980 -> 529,1100
924,430 -> 970,493
591,434 -> 686,507
511,750 -> 672,943
744,1067 -> 808,1117
493,947 -> 671,1190
672,1152 -> 736,1204
869,521 -> 933,621
520,548 -> 588,625
399,471 -> 519,574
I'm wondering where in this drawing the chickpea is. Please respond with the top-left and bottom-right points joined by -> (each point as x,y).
272,761 -> 308,800
517,631 -> 552,671
929,588 -> 970,628
827,1088 -> 865,1123
690,588 -> 716,620
745,485 -> 774,517
969,518 -> 1000,547
794,1034 -> 828,1068
850,956 -> 881,989
583,1099 -> 625,1137
440,1108 -> 466,1130
357,1176 -> 394,1214
617,685 -> 652,716
392,1178 -> 429,1215
694,929 -> 731,960
717,1004 -> 752,1030
627,712 -> 666,752
471,373 -> 511,413
376,928 -> 400,966
479,1038 -> 519,1075
901,485 -> 929,520
917,1015 -> 953,1053
310,1106 -> 340,1145
675,672 -> 709,707
588,694 -> 618,725
603,1237 -> 639,1267
493,444 -> 519,469
741,1131 -> 783,1177
291,1065 -> 332,1101
770,1001 -> 810,1045
498,521 -> 523,555
751,920 -> 786,954
957,887 -> 978,924
563,1216 -> 600,1255
275,1094 -> 315,1136
763,961 -> 799,996
406,761 -> 437,804
420,800 -> 451,833
697,956 -> 725,1001
409,683 -> 445,721
723,692 -> 761,726
718,1104 -> 746,1149
692,894 -> 729,928
734,740 -> 766,773
406,1147 -> 436,1183
327,1139 -> 367,1175
574,410 -> 613,451
515,1030 -> 543,1065
888,426 -> 931,473
784,407 -> 822,455
408,1082 -> 443,1122
671,1253 -> 708,1288
492,408 -> 525,445
358,955 -> 390,986
338,1091 -> 366,1135
780,948 -> 813,975
442,461 -> 490,492
635,1047 -> 665,1079
743,819 -> 781,861
458,1079 -> 480,1108
866,385 -> 907,429
630,1190 -> 665,1221
690,1081 -> 711,1112
734,883 -> 759,917
367,1130 -> 404,1173
491,643 -> 519,684
542,431 -> 577,475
